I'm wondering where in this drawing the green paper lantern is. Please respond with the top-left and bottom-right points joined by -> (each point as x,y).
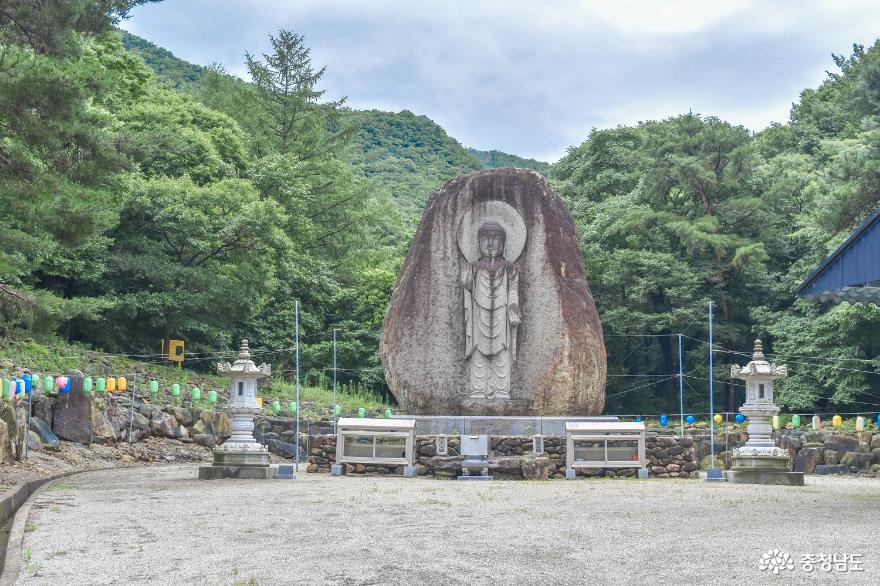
357,407 -> 366,418
171,383 -> 181,397
334,404 -> 341,416
96,378 -> 106,393
288,402 -> 297,414
384,408 -> 393,418
2,379 -> 10,400
208,390 -> 218,404
191,387 -> 201,401
44,376 -> 53,392
791,414 -> 801,427
149,380 -> 159,394
271,400 -> 281,414
83,377 -> 93,393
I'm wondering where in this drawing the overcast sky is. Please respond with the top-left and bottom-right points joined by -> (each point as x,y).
122,0 -> 880,162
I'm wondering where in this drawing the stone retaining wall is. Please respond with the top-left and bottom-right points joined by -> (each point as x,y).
307,433 -> 698,479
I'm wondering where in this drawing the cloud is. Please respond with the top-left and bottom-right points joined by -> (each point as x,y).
122,0 -> 880,162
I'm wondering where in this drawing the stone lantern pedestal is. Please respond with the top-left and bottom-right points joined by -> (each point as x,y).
727,340 -> 803,486
199,340 -> 272,480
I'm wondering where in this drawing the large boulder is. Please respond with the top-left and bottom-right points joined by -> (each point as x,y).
794,446 -> 824,474
52,378 -> 94,444
824,435 -> 858,454
380,168 -> 606,415
29,417 -> 60,450
151,411 -> 178,438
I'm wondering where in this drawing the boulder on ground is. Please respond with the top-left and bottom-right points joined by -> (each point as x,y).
151,411 -> 178,438
29,417 -> 60,450
52,379 -> 94,444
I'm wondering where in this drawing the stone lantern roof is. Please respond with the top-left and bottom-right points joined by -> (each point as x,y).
217,339 -> 271,378
730,339 -> 787,381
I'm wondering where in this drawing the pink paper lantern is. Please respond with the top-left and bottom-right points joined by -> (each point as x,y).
55,376 -> 69,389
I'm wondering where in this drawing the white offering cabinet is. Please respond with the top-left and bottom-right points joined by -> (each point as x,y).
565,421 -> 646,472
335,418 -> 416,466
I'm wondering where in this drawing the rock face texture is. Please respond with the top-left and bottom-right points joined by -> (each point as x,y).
380,168 -> 606,415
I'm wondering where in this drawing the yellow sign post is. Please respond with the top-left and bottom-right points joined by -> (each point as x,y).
161,339 -> 185,368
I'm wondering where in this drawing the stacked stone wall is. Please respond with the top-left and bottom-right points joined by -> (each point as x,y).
307,433 -> 698,478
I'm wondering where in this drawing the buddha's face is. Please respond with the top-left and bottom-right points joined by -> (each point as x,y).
478,228 -> 505,259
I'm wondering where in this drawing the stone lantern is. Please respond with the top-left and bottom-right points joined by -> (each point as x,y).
199,339 -> 272,480
728,339 -> 803,486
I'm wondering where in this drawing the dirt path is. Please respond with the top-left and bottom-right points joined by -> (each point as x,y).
14,466 -> 880,585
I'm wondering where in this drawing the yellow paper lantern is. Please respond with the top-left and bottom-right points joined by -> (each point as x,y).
771,415 -> 780,430
713,414 -> 722,424
117,376 -> 127,392
106,377 -> 116,392
832,414 -> 842,428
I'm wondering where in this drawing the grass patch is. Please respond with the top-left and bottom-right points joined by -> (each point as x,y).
24,523 -> 37,532
49,483 -> 77,492
0,336 -> 394,416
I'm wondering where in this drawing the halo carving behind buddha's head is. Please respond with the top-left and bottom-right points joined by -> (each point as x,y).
457,201 -> 526,263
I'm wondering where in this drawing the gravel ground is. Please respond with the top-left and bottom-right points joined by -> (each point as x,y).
14,466 -> 880,585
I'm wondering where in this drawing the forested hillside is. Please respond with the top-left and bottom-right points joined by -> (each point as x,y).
553,42 -> 880,414
468,148 -> 550,176
3,1 -> 880,417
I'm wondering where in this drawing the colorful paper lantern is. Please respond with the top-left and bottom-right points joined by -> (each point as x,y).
191,387 -> 201,402
357,407 -> 366,418
659,415 -> 669,427
149,380 -> 159,394
83,377 -> 93,393
772,415 -> 780,430
3,381 -> 11,401
832,414 -> 842,428
288,401 -> 297,414
713,414 -> 722,424
812,415 -> 820,430
44,376 -> 53,392
59,379 -> 71,394
856,416 -> 865,432
384,408 -> 393,418
106,377 -> 116,392
735,413 -> 745,424
96,378 -> 106,393
117,377 -> 127,392
171,383 -> 180,397
791,414 -> 801,427
208,390 -> 218,404
24,375 -> 32,394
334,404 -> 341,416
685,415 -> 695,425
877,414 -> 880,427
635,416 -> 642,422
270,400 -> 281,413
14,378 -> 23,394
55,376 -> 68,390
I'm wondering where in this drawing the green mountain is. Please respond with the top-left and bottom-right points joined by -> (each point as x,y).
119,30 -> 207,88
119,31 -> 544,216
467,148 -> 550,175
345,110 -> 483,217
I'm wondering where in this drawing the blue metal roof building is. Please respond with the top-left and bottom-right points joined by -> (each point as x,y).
797,207 -> 880,304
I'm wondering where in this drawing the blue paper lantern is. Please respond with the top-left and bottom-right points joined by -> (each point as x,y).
659,415 -> 669,427
686,415 -> 695,425
60,379 -> 71,394
24,375 -> 32,394
735,413 -> 745,424
635,416 -> 642,422
14,378 -> 23,394
876,414 -> 880,427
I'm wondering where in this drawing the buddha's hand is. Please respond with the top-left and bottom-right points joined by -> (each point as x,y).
509,304 -> 521,326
